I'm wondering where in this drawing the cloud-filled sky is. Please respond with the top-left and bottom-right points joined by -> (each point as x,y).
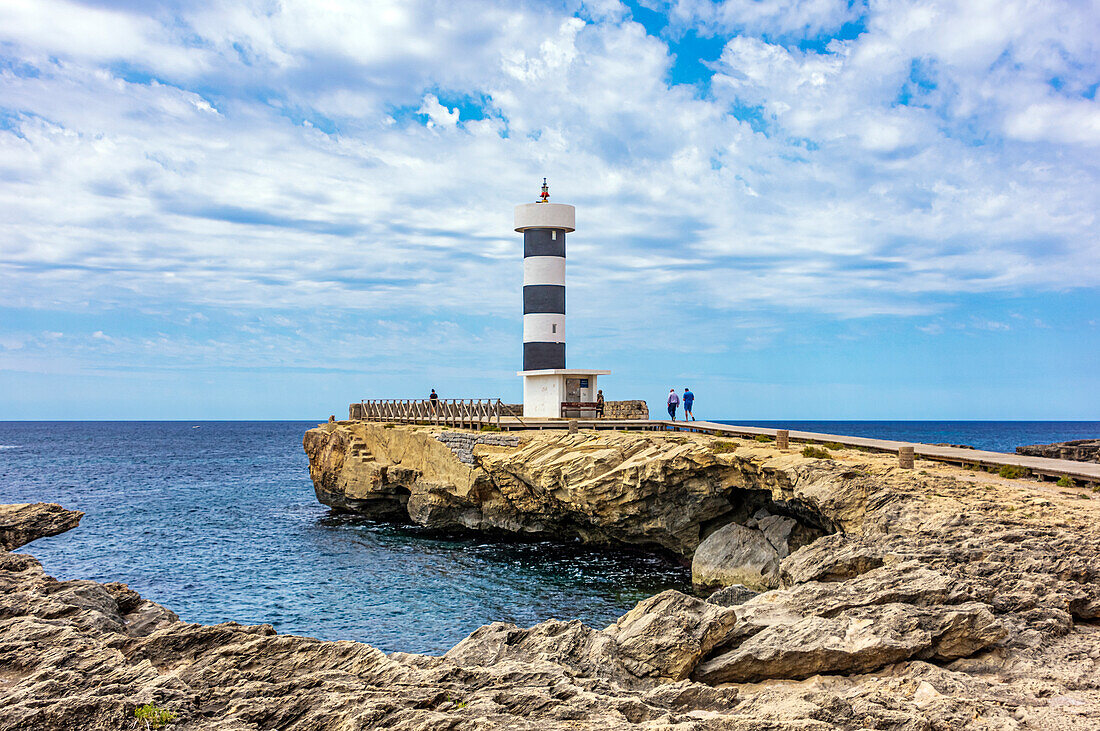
1,0 -> 1098,420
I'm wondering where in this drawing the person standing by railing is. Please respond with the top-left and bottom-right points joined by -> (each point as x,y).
426,384 -> 440,419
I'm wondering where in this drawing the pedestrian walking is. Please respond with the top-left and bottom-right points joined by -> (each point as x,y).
667,388 -> 680,421
429,388 -> 439,415
596,389 -> 605,419
683,388 -> 695,421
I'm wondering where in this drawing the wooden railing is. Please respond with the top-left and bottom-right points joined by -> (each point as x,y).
359,398 -> 503,429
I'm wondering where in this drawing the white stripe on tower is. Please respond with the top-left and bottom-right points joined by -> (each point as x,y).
523,313 -> 565,342
523,256 -> 566,286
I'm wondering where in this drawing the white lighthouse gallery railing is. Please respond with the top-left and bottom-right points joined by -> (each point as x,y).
359,399 -> 503,429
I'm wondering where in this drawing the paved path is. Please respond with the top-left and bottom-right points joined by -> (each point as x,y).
487,416 -> 1100,483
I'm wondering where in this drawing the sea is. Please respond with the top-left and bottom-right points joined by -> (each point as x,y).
0,420 -> 1096,654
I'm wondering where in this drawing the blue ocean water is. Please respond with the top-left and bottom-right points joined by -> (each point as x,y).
0,421 -> 687,654
714,421 -> 1099,454
1,420 -> 1095,655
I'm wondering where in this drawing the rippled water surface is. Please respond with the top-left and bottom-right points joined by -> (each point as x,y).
0,421 -> 690,653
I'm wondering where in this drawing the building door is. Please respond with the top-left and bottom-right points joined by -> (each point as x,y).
565,378 -> 581,402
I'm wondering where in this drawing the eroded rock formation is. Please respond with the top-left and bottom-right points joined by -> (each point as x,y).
4,427 -> 1100,729
0,502 -> 83,551
303,422 -> 832,557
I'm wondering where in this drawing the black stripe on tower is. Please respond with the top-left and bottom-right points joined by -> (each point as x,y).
523,285 -> 565,314
524,342 -> 565,370
523,228 -> 566,257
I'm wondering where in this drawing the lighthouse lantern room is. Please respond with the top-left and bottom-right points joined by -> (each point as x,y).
515,181 -> 609,419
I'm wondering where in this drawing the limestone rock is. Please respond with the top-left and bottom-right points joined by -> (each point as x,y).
694,602 -> 1004,684
706,584 -> 760,607
443,618 -> 631,683
1016,439 -> 1100,463
305,423 -> 830,556
731,563 -> 975,636
691,522 -> 781,591
605,590 -> 739,680
0,502 -> 83,550
780,532 -> 885,584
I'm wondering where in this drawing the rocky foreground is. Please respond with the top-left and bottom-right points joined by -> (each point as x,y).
2,429 -> 1100,730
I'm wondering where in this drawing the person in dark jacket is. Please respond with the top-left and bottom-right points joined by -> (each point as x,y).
596,390 -> 605,418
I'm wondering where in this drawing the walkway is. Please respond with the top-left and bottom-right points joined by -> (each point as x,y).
486,417 -> 1100,484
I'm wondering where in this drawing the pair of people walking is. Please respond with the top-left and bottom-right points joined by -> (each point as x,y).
667,388 -> 694,421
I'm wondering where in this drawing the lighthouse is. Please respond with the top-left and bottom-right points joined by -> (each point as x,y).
515,181 -> 609,419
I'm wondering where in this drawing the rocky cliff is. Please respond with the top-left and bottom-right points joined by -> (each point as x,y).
303,422 -> 834,561
4,425 -> 1100,729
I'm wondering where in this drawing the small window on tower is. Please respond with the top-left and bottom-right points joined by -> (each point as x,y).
552,231 -> 557,240
552,324 -> 557,333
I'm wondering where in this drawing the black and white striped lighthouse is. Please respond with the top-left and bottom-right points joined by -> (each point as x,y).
516,179 -> 572,370
515,182 -> 609,418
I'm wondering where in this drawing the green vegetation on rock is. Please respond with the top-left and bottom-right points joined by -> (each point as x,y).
998,465 -> 1029,479
823,442 -> 844,451
802,446 -> 833,460
1056,476 -> 1075,488
134,704 -> 176,729
754,434 -> 774,443
711,441 -> 737,454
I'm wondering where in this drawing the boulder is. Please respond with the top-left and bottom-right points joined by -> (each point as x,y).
733,563 -> 975,634
692,522 -> 781,591
605,590 -> 739,680
757,514 -> 797,558
693,602 -> 1004,684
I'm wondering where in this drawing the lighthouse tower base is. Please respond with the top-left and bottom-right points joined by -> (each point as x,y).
519,368 -> 611,419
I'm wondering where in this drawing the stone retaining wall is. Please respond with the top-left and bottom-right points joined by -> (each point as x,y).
605,400 -> 649,419
435,431 -> 521,465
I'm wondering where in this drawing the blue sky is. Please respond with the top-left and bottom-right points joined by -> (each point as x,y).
1,0 -> 1098,420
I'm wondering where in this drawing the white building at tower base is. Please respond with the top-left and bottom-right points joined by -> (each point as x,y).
518,368 -> 612,419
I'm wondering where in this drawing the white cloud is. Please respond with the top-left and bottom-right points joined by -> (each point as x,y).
1005,99 -> 1100,145
666,0 -> 862,38
417,94 -> 460,128
0,0 -> 1097,372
